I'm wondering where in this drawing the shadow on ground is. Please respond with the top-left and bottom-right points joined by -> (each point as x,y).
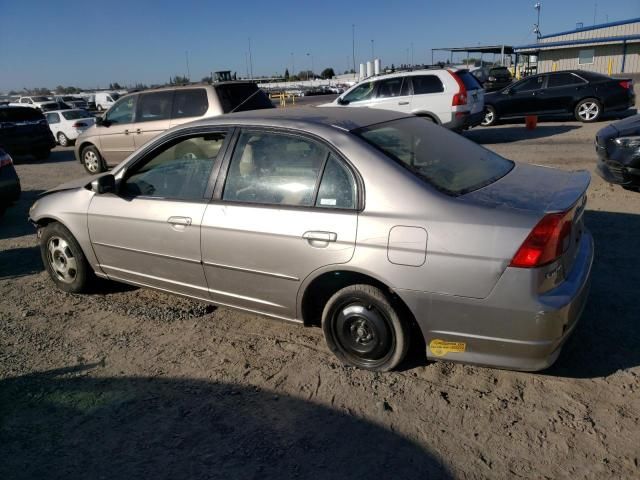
0,246 -> 41,279
0,365 -> 450,479
12,148 -> 76,165
0,189 -> 43,241
548,210 -> 640,379
465,124 -> 581,144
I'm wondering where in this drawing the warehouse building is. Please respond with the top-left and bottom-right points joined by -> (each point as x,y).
514,17 -> 640,76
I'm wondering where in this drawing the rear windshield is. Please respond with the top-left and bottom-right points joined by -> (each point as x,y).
0,107 -> 45,122
489,67 -> 511,77
354,117 -> 513,195
215,83 -> 274,113
456,71 -> 482,90
62,110 -> 91,120
32,96 -> 50,102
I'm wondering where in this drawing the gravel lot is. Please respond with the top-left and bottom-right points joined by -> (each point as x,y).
1,114 -> 640,479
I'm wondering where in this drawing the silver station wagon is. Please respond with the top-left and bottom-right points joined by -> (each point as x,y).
30,107 -> 594,372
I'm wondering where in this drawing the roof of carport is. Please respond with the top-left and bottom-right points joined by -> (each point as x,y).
431,45 -> 514,55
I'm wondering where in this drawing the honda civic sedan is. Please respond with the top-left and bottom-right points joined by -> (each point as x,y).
29,107 -> 594,372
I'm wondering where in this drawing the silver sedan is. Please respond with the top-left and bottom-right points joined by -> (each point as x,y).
29,107 -> 594,372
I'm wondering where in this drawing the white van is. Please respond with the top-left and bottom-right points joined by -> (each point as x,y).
94,92 -> 121,111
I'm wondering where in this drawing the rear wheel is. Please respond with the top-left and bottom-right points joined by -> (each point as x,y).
322,284 -> 410,372
481,105 -> 498,126
575,98 -> 602,122
82,146 -> 105,174
40,222 -> 94,293
57,132 -> 69,147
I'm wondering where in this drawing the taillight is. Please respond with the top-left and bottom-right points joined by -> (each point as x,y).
448,70 -> 468,106
73,122 -> 88,128
0,150 -> 13,167
510,211 -> 573,268
619,80 -> 633,90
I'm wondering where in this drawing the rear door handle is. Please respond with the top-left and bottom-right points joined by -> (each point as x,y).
167,216 -> 192,226
136,128 -> 141,134
398,101 -> 410,105
123,129 -> 129,135
303,231 -> 337,246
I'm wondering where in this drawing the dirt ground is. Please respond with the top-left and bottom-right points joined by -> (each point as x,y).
1,115 -> 640,479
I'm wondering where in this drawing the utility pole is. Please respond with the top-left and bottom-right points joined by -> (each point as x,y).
248,37 -> 253,79
352,24 -> 356,75
371,39 -> 374,60
534,2 -> 542,39
245,52 -> 249,79
411,42 -> 414,66
593,2 -> 597,25
185,51 -> 190,80
291,52 -> 295,78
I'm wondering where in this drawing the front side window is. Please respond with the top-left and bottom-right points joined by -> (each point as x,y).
342,82 -> 375,103
578,49 -> 594,65
105,95 -> 136,124
547,73 -> 585,88
511,76 -> 543,93
354,117 -> 513,195
412,75 -> 444,94
376,78 -> 404,98
172,89 -> 208,118
137,91 -> 173,123
121,132 -> 226,200
223,131 -> 328,206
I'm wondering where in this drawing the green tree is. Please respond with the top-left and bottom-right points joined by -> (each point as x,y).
284,68 -> 290,81
170,75 -> 190,85
320,68 -> 335,79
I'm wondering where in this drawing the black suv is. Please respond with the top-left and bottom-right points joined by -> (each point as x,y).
0,106 -> 56,159
471,66 -> 513,92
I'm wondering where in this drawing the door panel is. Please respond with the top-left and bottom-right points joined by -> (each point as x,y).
88,196 -> 208,297
100,95 -> 137,164
500,76 -> 543,116
133,91 -> 174,148
368,77 -> 413,114
201,205 -> 357,318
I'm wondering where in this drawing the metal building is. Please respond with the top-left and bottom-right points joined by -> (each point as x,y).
514,17 -> 640,76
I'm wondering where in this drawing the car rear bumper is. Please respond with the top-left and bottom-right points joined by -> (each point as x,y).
443,110 -> 485,130
398,230 -> 594,371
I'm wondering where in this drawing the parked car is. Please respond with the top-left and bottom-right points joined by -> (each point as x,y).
40,101 -> 72,112
0,148 -> 20,217
94,92 -> 121,111
322,68 -> 485,130
55,95 -> 89,110
45,109 -> 96,147
471,66 -> 513,92
31,107 -> 593,372
0,106 -> 56,159
10,96 -> 54,110
75,82 -> 274,174
482,70 -> 635,126
595,113 -> 640,191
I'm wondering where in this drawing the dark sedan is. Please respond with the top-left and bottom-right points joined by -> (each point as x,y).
482,70 -> 635,126
471,66 -> 513,92
595,114 -> 640,191
0,148 -> 21,216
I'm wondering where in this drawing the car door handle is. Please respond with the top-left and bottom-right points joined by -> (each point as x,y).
303,231 -> 337,246
398,101 -> 410,105
136,128 -> 142,134
123,129 -> 130,135
167,216 -> 192,226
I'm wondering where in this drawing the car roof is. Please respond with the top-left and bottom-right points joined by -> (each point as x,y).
188,106 -> 410,132
359,68 -> 452,82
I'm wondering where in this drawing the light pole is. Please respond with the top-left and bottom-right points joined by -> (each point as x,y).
290,52 -> 295,79
411,42 -> 414,66
352,24 -> 356,76
371,39 -> 374,60
248,37 -> 253,79
306,53 -> 313,81
534,2 -> 542,39
185,51 -> 190,80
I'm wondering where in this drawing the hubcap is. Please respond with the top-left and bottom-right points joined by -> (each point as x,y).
58,133 -> 67,146
482,110 -> 494,125
333,302 -> 393,365
47,236 -> 77,284
84,151 -> 99,173
578,102 -> 599,121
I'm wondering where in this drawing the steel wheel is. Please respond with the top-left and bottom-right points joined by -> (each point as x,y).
46,236 -> 78,284
84,150 -> 100,173
57,132 -> 69,147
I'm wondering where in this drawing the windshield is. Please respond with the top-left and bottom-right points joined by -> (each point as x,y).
489,67 -> 510,77
62,110 -> 91,120
110,93 -> 121,101
354,117 -> 514,195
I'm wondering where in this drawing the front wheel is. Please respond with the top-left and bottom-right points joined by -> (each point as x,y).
575,98 -> 602,122
40,222 -> 94,293
481,105 -> 498,126
322,284 -> 410,372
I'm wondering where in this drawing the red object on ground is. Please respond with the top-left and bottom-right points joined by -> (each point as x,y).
525,115 -> 538,130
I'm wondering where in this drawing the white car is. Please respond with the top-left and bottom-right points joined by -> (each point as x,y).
10,96 -> 54,109
321,68 -> 485,130
94,92 -> 121,111
45,109 -> 95,147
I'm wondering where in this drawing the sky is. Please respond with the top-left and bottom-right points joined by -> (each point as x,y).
1,0 -> 639,92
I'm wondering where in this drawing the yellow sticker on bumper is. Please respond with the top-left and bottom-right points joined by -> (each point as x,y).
429,339 -> 466,357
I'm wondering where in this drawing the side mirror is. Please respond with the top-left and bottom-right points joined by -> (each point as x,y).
91,174 -> 115,194
337,98 -> 350,106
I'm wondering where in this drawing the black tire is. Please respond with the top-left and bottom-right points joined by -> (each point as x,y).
34,149 -> 51,160
57,132 -> 69,147
82,145 -> 106,174
40,222 -> 94,293
481,105 -> 498,126
574,98 -> 602,123
322,284 -> 410,372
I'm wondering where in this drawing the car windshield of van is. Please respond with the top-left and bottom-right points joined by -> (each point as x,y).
353,117 -> 514,195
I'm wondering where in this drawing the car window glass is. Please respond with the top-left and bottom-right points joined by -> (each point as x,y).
547,73 -> 585,88
511,76 -> 543,93
215,84 -> 273,113
137,91 -> 173,123
376,78 -> 403,98
412,75 -> 444,94
400,77 -> 412,96
105,96 -> 136,124
315,155 -> 356,209
223,131 -> 327,207
172,89 -> 208,118
122,133 -> 226,200
62,110 -> 91,120
342,82 -> 375,103
46,113 -> 60,123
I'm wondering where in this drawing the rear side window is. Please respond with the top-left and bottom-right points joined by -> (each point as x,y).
215,84 -> 273,113
137,91 -> 173,123
456,71 -> 482,90
315,155 -> 356,209
46,113 -> 60,123
547,73 -> 585,88
172,89 -> 209,119
0,107 -> 44,122
376,78 -> 404,98
412,75 -> 444,94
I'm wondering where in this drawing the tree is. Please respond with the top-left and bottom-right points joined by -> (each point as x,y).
284,68 -> 290,81
109,82 -> 122,90
320,68 -> 335,79
201,75 -> 213,83
170,75 -> 190,85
